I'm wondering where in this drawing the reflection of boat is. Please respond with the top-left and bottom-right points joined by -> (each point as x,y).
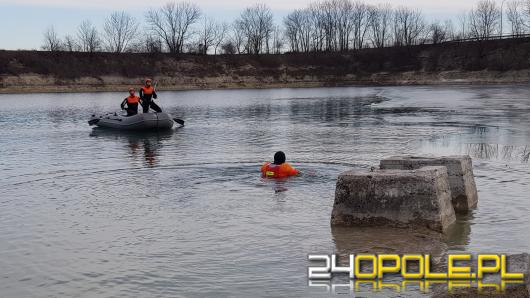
90,128 -> 176,167
89,127 -> 175,140
88,112 -> 176,130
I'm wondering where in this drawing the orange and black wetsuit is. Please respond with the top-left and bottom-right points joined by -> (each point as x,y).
121,95 -> 140,116
139,85 -> 161,113
260,162 -> 300,179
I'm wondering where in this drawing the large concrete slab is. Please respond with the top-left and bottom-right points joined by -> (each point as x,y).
331,166 -> 456,233
380,155 -> 478,213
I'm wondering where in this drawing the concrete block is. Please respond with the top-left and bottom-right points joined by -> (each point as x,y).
331,166 -> 456,233
380,155 -> 478,213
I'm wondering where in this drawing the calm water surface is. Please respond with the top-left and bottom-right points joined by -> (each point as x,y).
1,85 -> 530,297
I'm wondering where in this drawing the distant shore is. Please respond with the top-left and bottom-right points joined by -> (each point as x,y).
2,70 -> 530,94
2,37 -> 530,94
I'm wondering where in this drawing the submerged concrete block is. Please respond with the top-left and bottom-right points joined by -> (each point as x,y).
380,155 -> 478,213
331,166 -> 456,233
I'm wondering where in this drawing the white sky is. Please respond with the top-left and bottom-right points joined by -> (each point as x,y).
0,0 -> 475,11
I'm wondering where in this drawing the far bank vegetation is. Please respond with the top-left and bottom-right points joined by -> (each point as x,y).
39,0 -> 530,56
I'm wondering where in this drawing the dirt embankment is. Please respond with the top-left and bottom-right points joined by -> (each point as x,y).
2,38 -> 530,93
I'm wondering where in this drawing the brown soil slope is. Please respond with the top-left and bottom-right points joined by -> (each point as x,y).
2,38 -> 530,93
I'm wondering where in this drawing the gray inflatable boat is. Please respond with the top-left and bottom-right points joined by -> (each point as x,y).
88,112 -> 179,130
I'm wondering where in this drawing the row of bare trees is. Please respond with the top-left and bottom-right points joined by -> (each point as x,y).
283,0 -> 504,52
455,0 -> 530,40
42,0 -> 530,55
43,15 -> 137,53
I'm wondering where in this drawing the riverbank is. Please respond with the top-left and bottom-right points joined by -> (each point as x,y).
3,70 -> 530,94
3,37 -> 530,93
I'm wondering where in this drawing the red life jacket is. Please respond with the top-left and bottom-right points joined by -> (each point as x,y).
261,162 -> 299,178
127,95 -> 140,104
142,86 -> 154,95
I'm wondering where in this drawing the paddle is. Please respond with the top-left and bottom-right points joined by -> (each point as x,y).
154,81 -> 185,126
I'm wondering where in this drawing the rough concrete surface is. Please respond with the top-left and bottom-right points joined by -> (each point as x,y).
331,166 -> 456,233
380,155 -> 478,213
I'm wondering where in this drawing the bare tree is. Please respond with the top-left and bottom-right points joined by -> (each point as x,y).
213,22 -> 229,55
317,0 -> 338,51
221,41 -> 237,54
287,1 -> 428,51
231,21 -> 246,54
335,0 -> 354,51
198,16 -> 216,54
77,20 -> 101,52
368,4 -> 392,48
271,25 -> 284,54
469,0 -> 500,40
393,7 -> 427,46
42,26 -> 62,52
284,9 -> 304,52
456,12 -> 469,39
429,20 -> 454,44
351,1 -> 370,50
507,0 -> 526,36
63,35 -> 77,52
444,19 -> 456,40
236,4 -> 274,54
144,36 -> 164,53
103,11 -> 139,53
146,1 -> 201,53
39,0 -> 530,55
308,2 -> 326,51
284,8 -> 313,52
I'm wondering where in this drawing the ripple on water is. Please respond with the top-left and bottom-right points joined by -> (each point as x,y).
1,86 -> 530,297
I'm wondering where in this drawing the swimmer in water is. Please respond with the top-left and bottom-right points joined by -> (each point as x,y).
261,151 -> 300,178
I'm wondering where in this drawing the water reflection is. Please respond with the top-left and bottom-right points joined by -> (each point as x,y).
331,226 -> 448,257
466,144 -> 530,163
287,95 -> 386,123
444,213 -> 474,251
426,142 -> 530,163
330,217 -> 473,260
420,126 -> 530,163
89,129 -> 175,167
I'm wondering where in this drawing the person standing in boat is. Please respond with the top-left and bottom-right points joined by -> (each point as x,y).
139,79 -> 162,113
121,88 -> 141,116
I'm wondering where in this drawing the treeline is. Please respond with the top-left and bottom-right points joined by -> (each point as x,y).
41,0 -> 530,55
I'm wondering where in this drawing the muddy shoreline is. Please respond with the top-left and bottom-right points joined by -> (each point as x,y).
4,37 -> 530,94
2,70 -> 530,94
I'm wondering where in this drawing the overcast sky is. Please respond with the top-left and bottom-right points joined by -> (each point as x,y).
0,0 -> 493,50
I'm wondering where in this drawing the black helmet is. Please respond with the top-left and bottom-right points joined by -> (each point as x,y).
273,151 -> 286,165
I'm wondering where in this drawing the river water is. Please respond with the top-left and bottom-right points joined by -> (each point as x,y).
1,85 -> 529,297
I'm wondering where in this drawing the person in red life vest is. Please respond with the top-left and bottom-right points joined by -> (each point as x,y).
120,88 -> 141,116
139,78 -> 162,113
261,151 -> 300,178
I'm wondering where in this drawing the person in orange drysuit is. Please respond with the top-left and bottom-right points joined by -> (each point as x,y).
139,79 -> 162,113
261,151 -> 300,178
121,88 -> 141,116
